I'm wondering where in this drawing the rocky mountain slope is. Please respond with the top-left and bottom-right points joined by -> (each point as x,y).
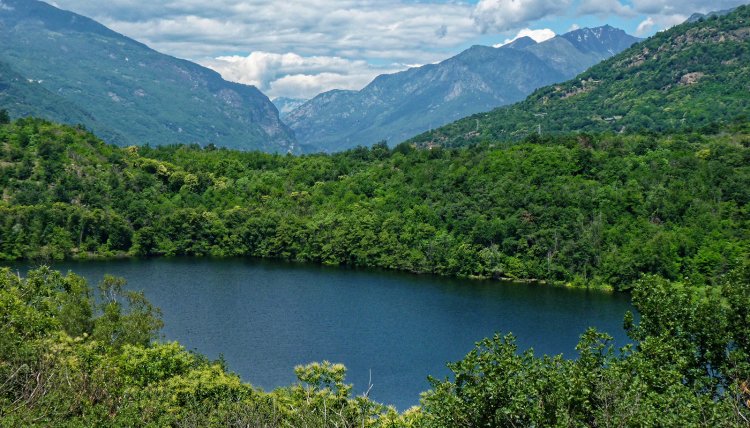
287,26 -> 639,152
0,0 -> 296,151
409,6 -> 750,147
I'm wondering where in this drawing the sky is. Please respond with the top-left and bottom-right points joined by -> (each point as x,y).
49,0 -> 748,100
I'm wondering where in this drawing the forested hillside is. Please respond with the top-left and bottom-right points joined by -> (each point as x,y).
410,6 -> 750,147
2,118 -> 748,289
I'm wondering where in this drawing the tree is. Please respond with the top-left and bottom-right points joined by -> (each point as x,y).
0,109 -> 9,125
92,275 -> 163,348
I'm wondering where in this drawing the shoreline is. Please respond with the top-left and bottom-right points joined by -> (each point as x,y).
5,251 -> 621,294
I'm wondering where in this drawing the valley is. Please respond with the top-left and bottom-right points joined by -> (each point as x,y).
1,2 -> 750,427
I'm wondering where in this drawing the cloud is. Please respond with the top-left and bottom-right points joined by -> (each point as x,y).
53,0 -> 478,62
577,0 -> 635,17
207,52 -> 400,99
629,0 -> 747,15
435,24 -> 448,39
634,13 -> 689,36
635,17 -> 655,35
49,0 -> 747,98
473,0 -> 571,33
495,28 -> 556,47
49,0 -> 479,98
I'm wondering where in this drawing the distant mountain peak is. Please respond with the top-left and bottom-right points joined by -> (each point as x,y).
565,25 -> 627,40
502,36 -> 538,50
560,25 -> 641,57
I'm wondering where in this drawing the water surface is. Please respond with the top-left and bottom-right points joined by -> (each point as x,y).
11,258 -> 632,409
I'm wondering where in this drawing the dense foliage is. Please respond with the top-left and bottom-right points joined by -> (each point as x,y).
421,262 -> 750,426
0,267 -> 412,426
410,6 -> 750,147
2,262 -> 748,426
2,118 -> 749,289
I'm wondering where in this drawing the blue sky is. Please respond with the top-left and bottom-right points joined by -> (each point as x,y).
49,0 -> 748,99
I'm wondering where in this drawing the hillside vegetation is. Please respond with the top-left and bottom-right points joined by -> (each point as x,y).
410,6 -> 750,147
1,118 -> 749,289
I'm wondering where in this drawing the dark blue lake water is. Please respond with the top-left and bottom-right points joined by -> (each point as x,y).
11,258 -> 632,409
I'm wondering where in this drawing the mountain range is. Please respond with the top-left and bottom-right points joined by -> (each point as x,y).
409,5 -> 750,148
0,0 -> 295,152
286,26 -> 640,152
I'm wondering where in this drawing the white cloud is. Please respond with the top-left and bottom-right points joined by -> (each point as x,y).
0,1 -> 14,11
568,23 -> 581,31
495,28 -> 556,47
573,0 -> 747,36
49,0 -> 746,98
635,17 -> 656,35
578,0 -> 635,17
635,13 -> 689,36
207,52 -> 400,99
473,0 -> 571,32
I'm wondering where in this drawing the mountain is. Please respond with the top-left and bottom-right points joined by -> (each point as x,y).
286,26 -> 640,152
287,47 -> 567,152
0,0 -> 295,151
272,97 -> 308,118
410,5 -> 750,148
561,25 -> 641,57
0,60 -> 92,125
503,36 -> 538,50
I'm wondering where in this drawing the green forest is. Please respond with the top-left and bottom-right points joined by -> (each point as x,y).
2,118 -> 749,289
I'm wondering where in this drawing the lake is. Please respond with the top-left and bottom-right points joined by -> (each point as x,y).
10,257 -> 633,409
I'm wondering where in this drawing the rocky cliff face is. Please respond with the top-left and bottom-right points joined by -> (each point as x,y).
0,0 -> 296,152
